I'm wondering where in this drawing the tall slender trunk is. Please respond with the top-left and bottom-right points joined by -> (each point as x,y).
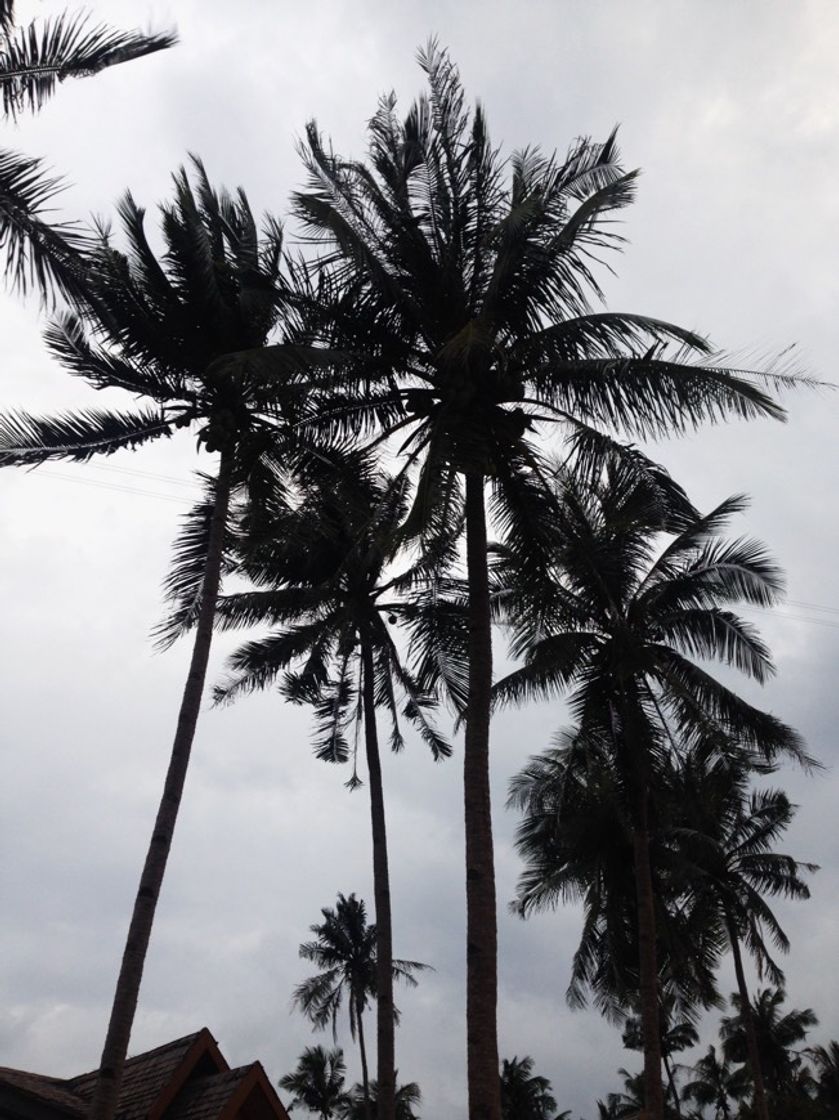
663,1053 -> 681,1117
360,639 -> 395,1120
631,783 -> 665,1120
726,917 -> 770,1120
463,473 -> 501,1120
356,995 -> 372,1120
88,448 -> 234,1120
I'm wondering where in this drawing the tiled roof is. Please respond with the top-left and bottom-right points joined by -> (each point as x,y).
164,1068 -> 252,1120
68,1032 -> 204,1120
0,1068 -> 85,1117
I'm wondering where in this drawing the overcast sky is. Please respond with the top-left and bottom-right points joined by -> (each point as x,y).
1,2 -> 838,1117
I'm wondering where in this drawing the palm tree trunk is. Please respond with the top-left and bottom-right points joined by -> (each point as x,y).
726,918 -> 770,1120
663,1054 -> 681,1117
88,448 -> 234,1120
356,995 -> 372,1120
631,784 -> 665,1120
360,639 -> 395,1120
463,472 -> 501,1120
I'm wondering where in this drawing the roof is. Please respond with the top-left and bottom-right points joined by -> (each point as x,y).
0,1068 -> 85,1118
0,1030 -> 288,1120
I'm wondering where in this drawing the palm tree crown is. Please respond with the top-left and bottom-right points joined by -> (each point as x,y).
279,1046 -> 349,1119
294,894 -> 427,1040
721,987 -> 818,1096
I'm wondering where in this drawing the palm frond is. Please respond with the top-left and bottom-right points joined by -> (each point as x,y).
0,405 -> 171,466
0,147 -> 88,298
0,13 -> 176,118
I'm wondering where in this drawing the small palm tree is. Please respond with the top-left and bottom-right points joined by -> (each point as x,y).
293,894 -> 427,1119
279,1047 -> 350,1119
495,461 -> 806,1119
338,1079 -> 422,1120
0,163 -> 321,1120
622,993 -> 699,1116
499,1056 -> 562,1120
721,987 -> 817,1100
214,454 -> 462,1120
672,752 -> 817,1120
0,0 -> 174,299
681,1045 -> 749,1120
290,42 -> 800,1120
808,1041 -> 839,1113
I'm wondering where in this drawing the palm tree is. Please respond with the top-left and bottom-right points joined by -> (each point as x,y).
721,987 -> 817,1101
0,162 -> 323,1120
293,894 -> 427,1120
622,994 -> 699,1116
681,1045 -> 749,1120
509,730 -> 721,1028
809,1042 -> 839,1114
213,454 -> 462,1120
0,1 -> 174,299
279,1047 -> 350,1119
290,42 -> 801,1119
495,462 -> 806,1119
672,753 -> 816,1120
338,1080 -> 422,1120
499,1056 -> 563,1120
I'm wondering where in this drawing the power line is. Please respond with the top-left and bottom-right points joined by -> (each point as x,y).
35,469 -> 192,506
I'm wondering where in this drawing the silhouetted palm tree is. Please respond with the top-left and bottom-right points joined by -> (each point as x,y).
721,987 -> 817,1100
293,894 -> 427,1120
672,752 -> 816,1120
0,0 -> 174,299
496,461 -> 806,1119
290,41 -> 800,1120
509,729 -> 721,1027
681,1045 -> 749,1120
214,455 -> 461,1120
0,163 -> 320,1120
279,1046 -> 350,1119
499,1056 -> 562,1120
622,993 -> 699,1116
338,1079 -> 422,1120
808,1041 -> 839,1114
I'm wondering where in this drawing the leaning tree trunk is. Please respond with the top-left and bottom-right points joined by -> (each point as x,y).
726,917 -> 770,1120
631,782 -> 666,1120
356,994 -> 373,1120
463,472 -> 501,1120
360,639 -> 396,1120
88,448 -> 235,1120
662,1054 -> 682,1118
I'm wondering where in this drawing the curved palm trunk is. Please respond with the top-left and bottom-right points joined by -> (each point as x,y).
631,785 -> 665,1120
463,472 -> 501,1120
356,994 -> 372,1120
88,448 -> 234,1120
360,639 -> 396,1120
725,917 -> 770,1120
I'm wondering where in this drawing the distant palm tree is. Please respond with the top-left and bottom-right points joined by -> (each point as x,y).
338,1079 -> 422,1120
808,1041 -> 839,1113
214,454 -> 462,1120
721,987 -> 817,1100
672,752 -> 816,1120
293,894 -> 427,1120
291,41 -> 798,1120
509,730 -> 721,1024
499,1056 -> 562,1120
0,163 -> 319,1120
622,993 -> 699,1115
681,1045 -> 749,1120
496,461 -> 806,1118
279,1046 -> 349,1119
0,0 -> 175,299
